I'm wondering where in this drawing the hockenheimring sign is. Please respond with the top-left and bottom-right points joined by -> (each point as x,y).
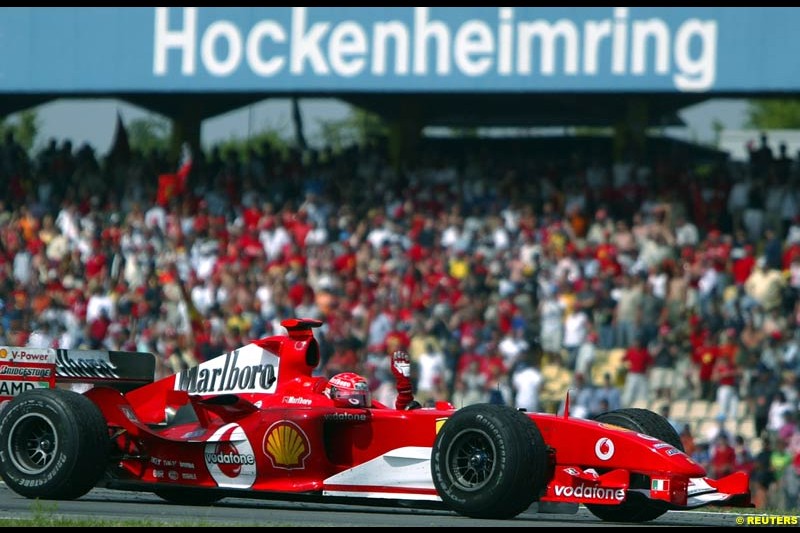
0,7 -> 797,93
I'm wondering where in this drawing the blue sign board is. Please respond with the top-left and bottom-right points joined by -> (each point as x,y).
0,7 -> 797,94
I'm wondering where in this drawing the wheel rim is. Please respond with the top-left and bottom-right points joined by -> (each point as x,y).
7,413 -> 59,475
444,428 -> 496,491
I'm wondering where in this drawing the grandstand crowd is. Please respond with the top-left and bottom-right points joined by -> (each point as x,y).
0,127 -> 799,510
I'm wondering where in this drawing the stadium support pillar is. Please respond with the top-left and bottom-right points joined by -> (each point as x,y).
170,111 -> 202,161
613,97 -> 649,162
387,107 -> 423,169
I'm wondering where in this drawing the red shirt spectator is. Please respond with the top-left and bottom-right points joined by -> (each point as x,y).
623,339 -> 652,375
732,248 -> 756,286
783,242 -> 800,270
85,247 -> 107,279
693,336 -> 719,401
713,353 -> 738,387
710,434 -> 737,478
237,229 -> 264,260
88,311 -> 111,349
242,205 -> 261,230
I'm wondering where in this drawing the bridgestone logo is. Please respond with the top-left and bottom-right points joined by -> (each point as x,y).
204,453 -> 255,465
553,485 -> 625,501
0,366 -> 50,378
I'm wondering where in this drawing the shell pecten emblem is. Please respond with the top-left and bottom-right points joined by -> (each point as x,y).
435,417 -> 448,434
263,420 -> 311,470
0,348 -> 7,359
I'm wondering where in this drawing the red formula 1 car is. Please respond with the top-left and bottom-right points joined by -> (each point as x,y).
0,319 -> 750,522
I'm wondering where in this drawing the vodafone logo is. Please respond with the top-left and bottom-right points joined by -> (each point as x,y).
554,485 -> 625,501
206,441 -> 255,477
204,423 -> 256,489
595,437 -> 615,461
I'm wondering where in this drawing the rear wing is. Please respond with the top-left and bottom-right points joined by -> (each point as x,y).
0,346 -> 156,403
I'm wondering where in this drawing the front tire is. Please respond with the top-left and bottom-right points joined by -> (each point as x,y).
585,408 -> 683,523
431,403 -> 548,519
0,388 -> 110,499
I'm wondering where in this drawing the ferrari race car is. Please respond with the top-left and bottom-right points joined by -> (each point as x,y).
0,318 -> 750,522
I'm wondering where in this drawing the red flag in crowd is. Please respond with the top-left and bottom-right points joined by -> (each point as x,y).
176,142 -> 193,192
157,143 -> 193,206
156,173 -> 178,206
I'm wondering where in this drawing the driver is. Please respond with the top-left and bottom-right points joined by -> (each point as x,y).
323,372 -> 372,407
324,350 -> 420,410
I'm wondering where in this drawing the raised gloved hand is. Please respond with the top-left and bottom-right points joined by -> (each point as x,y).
391,350 -> 411,379
391,350 -> 415,410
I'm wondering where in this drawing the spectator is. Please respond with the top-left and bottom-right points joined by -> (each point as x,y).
539,351 -> 571,413
613,274 -> 644,349
744,257 -> 786,313
458,359 -> 488,406
771,438 -> 793,509
712,341 -> 741,422
559,372 -> 594,419
705,413 -> 731,445
680,423 -> 696,457
659,404 -> 682,433
751,437 -> 775,509
733,434 -> 755,475
768,391 -> 794,436
538,285 -> 564,360
574,330 -> 597,380
692,442 -> 712,474
87,308 -> 111,350
591,371 -> 622,417
674,214 -> 700,248
414,342 -> 448,406
710,432 -> 737,479
450,373 -> 485,408
511,349 -> 543,413
751,369 -> 779,439
692,331 -> 719,402
649,325 -> 678,401
486,363 -> 513,406
562,298 -> 590,371
777,411 -> 799,443
621,336 -> 652,407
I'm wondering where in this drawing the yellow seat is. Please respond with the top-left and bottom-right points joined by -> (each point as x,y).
688,400 -> 711,419
671,399 -> 690,418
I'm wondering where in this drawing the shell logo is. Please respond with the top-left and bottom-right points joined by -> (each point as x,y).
435,417 -> 448,434
263,420 -> 310,470
0,349 -> 7,359
598,422 -> 631,432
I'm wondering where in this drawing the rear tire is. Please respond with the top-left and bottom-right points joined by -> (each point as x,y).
0,388 -> 109,500
585,408 -> 683,523
431,403 -> 548,519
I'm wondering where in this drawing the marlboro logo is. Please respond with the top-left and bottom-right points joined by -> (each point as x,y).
177,349 -> 276,394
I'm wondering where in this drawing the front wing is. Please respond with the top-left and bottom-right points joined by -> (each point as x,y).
540,466 -> 751,509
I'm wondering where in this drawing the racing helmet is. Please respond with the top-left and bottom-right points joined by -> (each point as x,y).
324,372 -> 372,408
